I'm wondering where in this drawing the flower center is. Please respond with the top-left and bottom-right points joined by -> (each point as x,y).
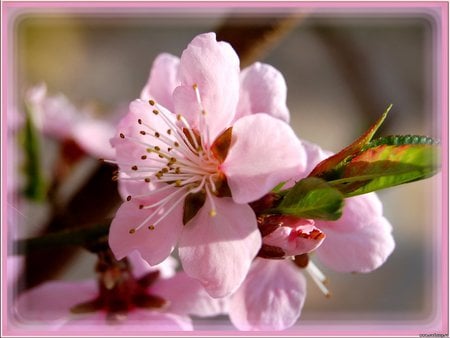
114,85 -> 226,234
70,252 -> 167,322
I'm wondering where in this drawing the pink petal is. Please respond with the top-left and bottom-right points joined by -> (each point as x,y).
263,223 -> 325,257
72,119 -> 115,160
178,196 -> 261,297
151,271 -> 228,317
284,140 -> 333,189
14,280 -> 97,322
221,113 -> 306,204
140,53 -> 180,112
26,84 -> 79,140
229,258 -> 306,331
127,252 -> 178,279
321,193 -> 383,232
111,99 -> 177,199
109,199 -> 183,265
301,139 -> 333,176
316,193 -> 395,273
111,99 -> 172,165
173,33 -> 240,140
117,175 -> 154,202
236,62 -> 290,123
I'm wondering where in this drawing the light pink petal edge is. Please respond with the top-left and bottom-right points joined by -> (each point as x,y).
179,196 -> 261,298
229,259 -> 306,331
222,113 -> 306,204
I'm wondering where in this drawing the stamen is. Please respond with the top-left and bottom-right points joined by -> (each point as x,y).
305,261 -> 330,298
205,186 -> 217,217
119,96 -> 224,236
192,84 -> 211,151
193,83 -> 205,114
134,188 -> 191,231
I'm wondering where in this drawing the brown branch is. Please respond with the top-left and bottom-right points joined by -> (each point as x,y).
215,12 -> 305,67
19,163 -> 121,291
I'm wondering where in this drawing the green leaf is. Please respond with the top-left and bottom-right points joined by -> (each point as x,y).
20,106 -> 47,201
309,104 -> 392,178
273,177 -> 344,220
328,142 -> 440,196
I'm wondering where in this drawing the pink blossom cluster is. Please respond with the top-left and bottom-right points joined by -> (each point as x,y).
14,33 -> 395,332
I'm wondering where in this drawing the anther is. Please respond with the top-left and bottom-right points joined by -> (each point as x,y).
148,225 -> 155,230
140,131 -> 146,135
154,146 -> 160,151
126,195 -> 132,201
149,99 -> 155,106
131,165 -> 138,171
175,180 -> 182,187
174,142 -> 179,147
144,178 -> 151,183
155,132 -> 160,138
209,210 -> 217,217
167,147 -> 172,152
139,205 -> 144,209
141,155 -> 147,160
129,228 -> 136,234
161,168 -> 169,174
176,114 -> 182,121
152,109 -> 159,115
120,133 -> 125,139
138,119 -> 142,124
167,129 -> 172,135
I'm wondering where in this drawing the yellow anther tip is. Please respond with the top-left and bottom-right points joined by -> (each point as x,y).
209,210 -> 217,217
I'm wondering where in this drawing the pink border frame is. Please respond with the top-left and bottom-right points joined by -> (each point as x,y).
1,1 -> 448,336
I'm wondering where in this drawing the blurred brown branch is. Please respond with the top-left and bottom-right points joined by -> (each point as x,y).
20,163 -> 121,291
216,12 -> 304,68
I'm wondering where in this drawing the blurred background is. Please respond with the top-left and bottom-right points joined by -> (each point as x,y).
8,4 -> 444,332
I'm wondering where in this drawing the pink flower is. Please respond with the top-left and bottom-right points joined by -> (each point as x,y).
26,84 -> 116,159
13,256 -> 226,332
228,140 -> 396,330
109,33 -> 307,297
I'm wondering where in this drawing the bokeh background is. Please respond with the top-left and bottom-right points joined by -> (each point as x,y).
8,3 -> 445,333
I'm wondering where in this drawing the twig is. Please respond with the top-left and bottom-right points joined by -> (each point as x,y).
13,223 -> 110,256
216,12 -> 305,68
